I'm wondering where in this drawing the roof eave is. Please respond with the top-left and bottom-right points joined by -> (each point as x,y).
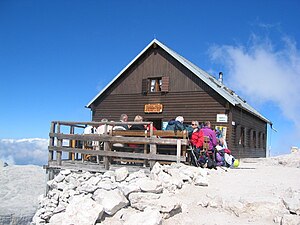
236,103 -> 272,124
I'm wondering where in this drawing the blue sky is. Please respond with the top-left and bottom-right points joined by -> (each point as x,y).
0,0 -> 300,164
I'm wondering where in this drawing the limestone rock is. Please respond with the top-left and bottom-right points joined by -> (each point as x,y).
49,195 -> 104,225
194,175 -> 209,186
136,178 -> 163,193
115,167 -> 129,182
123,208 -> 162,225
128,192 -> 181,218
97,180 -> 118,191
281,214 -> 300,225
118,182 -> 140,197
93,188 -> 129,215
282,189 -> 300,215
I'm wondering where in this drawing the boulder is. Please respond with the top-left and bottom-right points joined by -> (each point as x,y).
115,167 -> 129,182
128,192 -> 181,218
136,178 -> 163,193
93,188 -> 129,215
49,195 -> 104,225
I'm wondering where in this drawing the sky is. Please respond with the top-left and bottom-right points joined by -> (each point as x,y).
0,0 -> 300,165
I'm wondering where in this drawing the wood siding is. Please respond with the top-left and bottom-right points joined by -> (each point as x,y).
93,91 -> 227,120
231,107 -> 267,158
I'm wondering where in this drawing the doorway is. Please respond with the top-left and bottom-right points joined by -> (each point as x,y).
146,118 -> 162,130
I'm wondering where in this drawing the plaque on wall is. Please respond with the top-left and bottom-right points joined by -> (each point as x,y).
144,104 -> 163,113
216,114 -> 228,122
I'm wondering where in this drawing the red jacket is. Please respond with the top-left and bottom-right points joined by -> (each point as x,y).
190,129 -> 204,148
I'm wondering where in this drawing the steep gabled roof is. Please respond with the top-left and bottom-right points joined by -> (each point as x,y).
86,39 -> 271,124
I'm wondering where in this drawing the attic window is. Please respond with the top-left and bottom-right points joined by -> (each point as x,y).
150,78 -> 162,92
142,76 -> 169,94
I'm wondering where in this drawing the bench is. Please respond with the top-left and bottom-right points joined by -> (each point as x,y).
111,130 -> 189,165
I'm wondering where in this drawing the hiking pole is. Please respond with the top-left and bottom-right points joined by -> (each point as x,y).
219,166 -> 228,172
189,145 -> 200,167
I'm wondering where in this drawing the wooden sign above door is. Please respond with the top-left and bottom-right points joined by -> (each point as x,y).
144,104 -> 163,113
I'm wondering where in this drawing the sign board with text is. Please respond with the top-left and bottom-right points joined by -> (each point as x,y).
144,104 -> 163,113
216,114 -> 228,123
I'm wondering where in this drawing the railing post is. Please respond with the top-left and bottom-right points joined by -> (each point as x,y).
57,123 -> 62,166
149,143 -> 157,169
103,139 -> 110,170
48,122 -> 56,162
69,126 -> 75,161
144,130 -> 148,167
149,122 -> 153,137
176,139 -> 181,163
103,127 -> 111,170
183,130 -> 187,160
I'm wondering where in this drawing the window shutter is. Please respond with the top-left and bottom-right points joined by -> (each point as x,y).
142,79 -> 149,95
161,76 -> 169,92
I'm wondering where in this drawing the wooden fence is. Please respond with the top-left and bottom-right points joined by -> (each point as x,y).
46,121 -> 190,173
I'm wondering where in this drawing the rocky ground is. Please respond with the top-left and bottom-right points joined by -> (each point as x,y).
0,162 -> 46,225
0,152 -> 300,225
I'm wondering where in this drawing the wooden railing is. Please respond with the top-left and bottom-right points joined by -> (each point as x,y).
47,121 -> 189,172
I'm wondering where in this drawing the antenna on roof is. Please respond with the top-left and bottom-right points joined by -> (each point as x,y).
153,34 -> 156,39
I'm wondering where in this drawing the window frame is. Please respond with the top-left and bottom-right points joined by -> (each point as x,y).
142,76 -> 169,95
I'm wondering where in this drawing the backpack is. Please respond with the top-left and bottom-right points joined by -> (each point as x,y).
216,151 -> 225,166
207,156 -> 217,169
224,153 -> 235,167
197,151 -> 208,168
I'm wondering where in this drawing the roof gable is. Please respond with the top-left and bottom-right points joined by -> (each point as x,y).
87,39 -> 271,124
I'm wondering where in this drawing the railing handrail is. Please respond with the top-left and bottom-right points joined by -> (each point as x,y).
51,120 -> 153,126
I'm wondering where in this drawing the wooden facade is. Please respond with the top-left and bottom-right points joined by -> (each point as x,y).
87,39 -> 271,158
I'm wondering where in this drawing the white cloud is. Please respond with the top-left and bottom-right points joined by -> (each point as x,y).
208,35 -> 300,139
0,138 -> 48,165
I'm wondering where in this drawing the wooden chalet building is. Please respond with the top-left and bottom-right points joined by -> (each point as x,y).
86,39 -> 271,158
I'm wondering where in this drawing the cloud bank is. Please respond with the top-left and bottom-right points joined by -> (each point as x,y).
208,34 -> 300,139
0,138 -> 48,165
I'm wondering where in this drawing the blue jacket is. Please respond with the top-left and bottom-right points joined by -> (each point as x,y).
166,120 -> 185,131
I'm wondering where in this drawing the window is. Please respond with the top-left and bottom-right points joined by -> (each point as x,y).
239,127 -> 245,146
253,131 -> 257,148
150,78 -> 162,92
142,76 -> 169,94
262,133 -> 265,149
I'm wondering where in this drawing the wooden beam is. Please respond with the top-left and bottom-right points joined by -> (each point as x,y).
49,133 -> 188,145
48,146 -> 185,162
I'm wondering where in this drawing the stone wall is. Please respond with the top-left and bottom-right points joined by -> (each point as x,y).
31,162 -> 209,225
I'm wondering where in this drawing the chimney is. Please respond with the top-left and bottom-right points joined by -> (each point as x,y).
218,72 -> 223,83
